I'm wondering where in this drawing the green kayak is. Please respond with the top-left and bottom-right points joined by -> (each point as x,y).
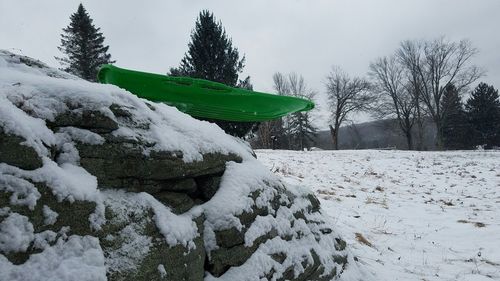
97,65 -> 314,122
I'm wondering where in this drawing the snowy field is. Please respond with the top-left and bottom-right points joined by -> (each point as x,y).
255,149 -> 500,281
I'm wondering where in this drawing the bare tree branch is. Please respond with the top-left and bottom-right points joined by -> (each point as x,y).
325,66 -> 373,149
369,55 -> 417,149
397,37 -> 483,149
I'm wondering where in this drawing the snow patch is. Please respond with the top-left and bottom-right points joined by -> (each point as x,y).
0,95 -> 55,157
0,235 -> 106,281
0,173 -> 40,210
257,149 -> 500,281
143,193 -> 199,249
157,264 -> 167,278
0,213 -> 34,254
42,205 -> 58,225
57,127 -> 105,146
0,50 -> 254,163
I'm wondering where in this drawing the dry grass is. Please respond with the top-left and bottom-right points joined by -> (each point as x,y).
439,199 -> 455,206
474,222 -> 486,228
317,189 -> 336,196
355,232 -> 373,247
483,259 -> 500,266
457,220 -> 486,228
365,196 -> 388,209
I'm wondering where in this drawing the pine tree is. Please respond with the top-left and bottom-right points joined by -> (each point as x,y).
56,4 -> 114,81
281,73 -> 317,150
170,10 -> 256,138
465,83 -> 500,148
287,111 -> 317,150
440,84 -> 470,149
170,10 -> 244,85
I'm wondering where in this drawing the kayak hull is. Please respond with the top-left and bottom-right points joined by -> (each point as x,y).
97,65 -> 314,122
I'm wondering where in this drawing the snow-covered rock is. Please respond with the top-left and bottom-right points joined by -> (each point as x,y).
0,50 -> 359,281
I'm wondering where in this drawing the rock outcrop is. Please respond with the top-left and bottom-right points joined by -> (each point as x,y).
0,50 -> 356,281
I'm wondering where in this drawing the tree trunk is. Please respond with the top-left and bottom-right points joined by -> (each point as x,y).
329,125 -> 335,150
329,124 -> 339,150
415,106 -> 424,150
435,121 -> 444,150
417,119 -> 424,150
405,130 -> 413,150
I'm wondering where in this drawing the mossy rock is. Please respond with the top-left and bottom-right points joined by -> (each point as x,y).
0,130 -> 43,170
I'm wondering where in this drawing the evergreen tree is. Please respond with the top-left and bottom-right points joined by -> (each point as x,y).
56,3 -> 114,81
281,73 -> 317,150
287,111 -> 317,150
170,10 -> 256,138
440,84 -> 470,149
465,83 -> 500,148
170,10 -> 244,85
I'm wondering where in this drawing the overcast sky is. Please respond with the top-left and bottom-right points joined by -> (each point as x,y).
1,0 -> 499,128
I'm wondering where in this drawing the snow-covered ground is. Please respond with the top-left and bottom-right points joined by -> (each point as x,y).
256,149 -> 500,281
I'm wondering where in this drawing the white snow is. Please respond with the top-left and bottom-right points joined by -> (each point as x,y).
142,192 -> 199,249
201,158 -> 364,280
0,50 -> 254,163
1,50 -> 238,279
0,208 -> 9,217
158,264 -> 167,278
202,159 -> 280,232
0,213 -> 34,254
56,127 -> 105,146
256,149 -> 500,281
32,230 -> 58,250
1,50 -> 372,280
0,235 -> 106,281
42,205 -> 58,225
0,94 -> 56,157
36,160 -> 100,203
99,190 -> 154,274
105,224 -> 153,274
0,172 -> 41,210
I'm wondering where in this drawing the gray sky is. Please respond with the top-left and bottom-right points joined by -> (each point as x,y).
1,0 -> 499,128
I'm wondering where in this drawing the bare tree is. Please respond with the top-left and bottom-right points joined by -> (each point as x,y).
256,72 -> 317,150
325,67 -> 373,150
398,38 -> 482,149
255,73 -> 289,149
369,55 -> 417,149
273,72 -> 290,96
397,40 -> 426,150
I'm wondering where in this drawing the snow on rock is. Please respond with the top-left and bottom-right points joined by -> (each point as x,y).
0,213 -> 34,254
0,50 -> 357,281
0,50 -> 252,163
158,264 -> 167,278
42,205 -> 58,225
0,94 -> 56,158
0,235 -> 106,281
200,159 -> 362,280
0,172 -> 41,210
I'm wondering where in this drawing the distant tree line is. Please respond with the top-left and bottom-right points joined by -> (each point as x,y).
368,38 -> 499,150
56,5 -> 499,149
256,37 -> 500,151
301,37 -> 499,151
